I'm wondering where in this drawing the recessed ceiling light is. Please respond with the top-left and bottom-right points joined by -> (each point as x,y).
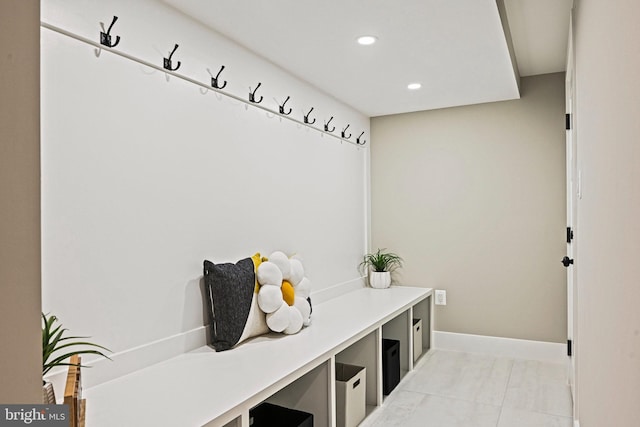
407,83 -> 422,90
357,36 -> 377,46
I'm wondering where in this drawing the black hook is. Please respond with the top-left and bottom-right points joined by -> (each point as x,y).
279,96 -> 292,115
100,16 -> 121,48
304,107 -> 316,124
211,65 -> 227,89
357,131 -> 367,145
249,82 -> 263,103
324,116 -> 335,132
163,44 -> 181,71
341,124 -> 352,139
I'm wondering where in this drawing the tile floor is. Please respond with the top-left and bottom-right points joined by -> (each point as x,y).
360,350 -> 573,427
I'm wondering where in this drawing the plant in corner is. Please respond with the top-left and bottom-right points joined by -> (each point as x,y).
42,313 -> 111,403
359,248 -> 403,289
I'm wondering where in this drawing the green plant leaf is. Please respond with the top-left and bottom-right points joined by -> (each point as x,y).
44,349 -> 112,376
359,248 -> 403,273
41,313 -> 111,376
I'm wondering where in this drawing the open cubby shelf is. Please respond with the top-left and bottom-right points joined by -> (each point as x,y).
84,286 -> 432,427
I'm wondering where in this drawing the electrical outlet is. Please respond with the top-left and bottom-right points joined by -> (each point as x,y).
435,290 -> 447,306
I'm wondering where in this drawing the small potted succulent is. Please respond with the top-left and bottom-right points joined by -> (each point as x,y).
42,313 -> 111,404
359,249 -> 403,289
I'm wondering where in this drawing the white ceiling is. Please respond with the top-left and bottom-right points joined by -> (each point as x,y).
163,0 -> 572,117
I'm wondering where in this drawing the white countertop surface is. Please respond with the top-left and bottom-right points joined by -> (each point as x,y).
85,286 -> 431,427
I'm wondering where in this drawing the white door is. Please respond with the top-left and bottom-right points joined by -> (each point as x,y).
564,11 -> 578,407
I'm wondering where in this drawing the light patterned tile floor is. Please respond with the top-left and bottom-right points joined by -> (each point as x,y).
360,350 -> 573,427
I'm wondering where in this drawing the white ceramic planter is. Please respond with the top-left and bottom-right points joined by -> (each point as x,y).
369,271 -> 391,289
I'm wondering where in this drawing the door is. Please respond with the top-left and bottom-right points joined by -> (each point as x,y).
564,10 -> 578,408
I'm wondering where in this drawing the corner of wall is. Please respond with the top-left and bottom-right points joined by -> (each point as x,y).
496,0 -> 522,95
0,0 -> 42,403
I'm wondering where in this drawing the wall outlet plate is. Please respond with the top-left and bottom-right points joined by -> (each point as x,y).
435,290 -> 447,306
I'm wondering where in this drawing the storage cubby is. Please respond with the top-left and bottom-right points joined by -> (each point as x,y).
382,310 -> 411,382
335,329 -> 381,414
412,295 -> 432,361
264,360 -> 331,427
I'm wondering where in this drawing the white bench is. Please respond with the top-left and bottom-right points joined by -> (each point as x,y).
84,286 -> 433,427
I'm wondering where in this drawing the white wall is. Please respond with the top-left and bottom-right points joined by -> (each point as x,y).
573,0 -> 640,425
371,73 -> 567,343
41,0 -> 369,387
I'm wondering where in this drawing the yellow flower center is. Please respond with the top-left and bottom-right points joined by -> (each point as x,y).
281,280 -> 295,306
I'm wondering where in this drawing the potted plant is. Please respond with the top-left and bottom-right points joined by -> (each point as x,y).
359,249 -> 403,289
42,313 -> 111,404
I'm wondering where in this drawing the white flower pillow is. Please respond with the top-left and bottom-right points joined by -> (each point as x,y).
256,251 -> 312,334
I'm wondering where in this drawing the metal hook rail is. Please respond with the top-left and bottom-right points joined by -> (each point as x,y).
40,21 -> 366,147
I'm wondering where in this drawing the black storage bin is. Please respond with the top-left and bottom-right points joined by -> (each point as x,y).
250,402 -> 313,427
382,338 -> 400,395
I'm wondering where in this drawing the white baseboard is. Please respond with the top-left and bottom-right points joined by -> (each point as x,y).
433,331 -> 567,363
311,277 -> 366,304
46,325 -> 208,398
574,420 -> 580,427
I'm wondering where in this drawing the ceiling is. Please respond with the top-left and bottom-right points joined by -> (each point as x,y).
163,0 -> 573,117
